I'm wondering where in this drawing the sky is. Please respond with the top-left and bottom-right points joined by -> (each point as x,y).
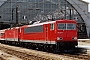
83,0 -> 90,12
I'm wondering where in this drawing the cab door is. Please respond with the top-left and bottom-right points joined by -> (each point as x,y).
49,23 -> 55,42
45,24 -> 49,43
45,23 -> 55,44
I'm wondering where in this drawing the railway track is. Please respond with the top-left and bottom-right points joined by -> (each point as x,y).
0,43 -> 88,60
0,44 -> 46,60
59,53 -> 88,60
0,57 -> 5,60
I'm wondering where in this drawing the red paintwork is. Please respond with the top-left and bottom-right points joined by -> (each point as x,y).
20,25 -> 46,41
4,28 -> 20,40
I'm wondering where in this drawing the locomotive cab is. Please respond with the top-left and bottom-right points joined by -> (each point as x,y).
55,20 -> 78,49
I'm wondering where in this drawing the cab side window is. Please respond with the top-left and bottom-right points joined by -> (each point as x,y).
50,23 -> 54,30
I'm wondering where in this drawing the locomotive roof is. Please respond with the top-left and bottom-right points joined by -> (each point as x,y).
21,20 -> 76,28
27,20 -> 55,27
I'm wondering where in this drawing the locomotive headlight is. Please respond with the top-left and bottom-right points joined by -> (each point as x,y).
72,37 -> 77,40
57,37 -> 60,40
74,37 -> 77,40
57,37 -> 62,40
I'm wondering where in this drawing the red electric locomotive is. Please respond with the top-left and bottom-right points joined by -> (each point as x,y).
19,19 -> 78,50
1,19 -> 78,51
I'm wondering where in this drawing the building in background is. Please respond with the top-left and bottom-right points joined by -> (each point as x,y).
0,0 -> 90,38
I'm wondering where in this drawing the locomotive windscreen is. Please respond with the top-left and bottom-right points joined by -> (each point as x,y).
57,23 -> 76,30
57,23 -> 66,30
67,24 -> 76,30
24,25 -> 43,33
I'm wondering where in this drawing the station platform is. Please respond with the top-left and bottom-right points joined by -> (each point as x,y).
78,39 -> 90,40
78,45 -> 90,49
78,41 -> 90,49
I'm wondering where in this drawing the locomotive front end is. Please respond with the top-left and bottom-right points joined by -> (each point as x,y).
55,20 -> 78,49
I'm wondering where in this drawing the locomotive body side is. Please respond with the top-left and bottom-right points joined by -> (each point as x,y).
19,21 -> 56,44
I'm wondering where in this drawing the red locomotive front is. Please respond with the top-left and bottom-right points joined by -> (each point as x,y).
55,20 -> 78,49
